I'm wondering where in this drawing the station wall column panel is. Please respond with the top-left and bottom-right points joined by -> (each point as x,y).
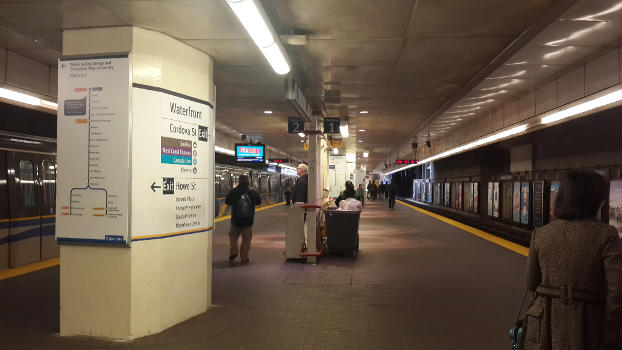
58,26 -> 214,340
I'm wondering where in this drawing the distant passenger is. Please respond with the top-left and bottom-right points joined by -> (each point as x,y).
225,174 -> 261,264
523,171 -> 622,349
367,181 -> 373,200
283,180 -> 292,206
291,164 -> 308,204
377,183 -> 385,200
356,184 -> 365,206
387,181 -> 397,209
335,181 -> 363,207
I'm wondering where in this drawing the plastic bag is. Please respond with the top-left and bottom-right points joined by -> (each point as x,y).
338,198 -> 362,211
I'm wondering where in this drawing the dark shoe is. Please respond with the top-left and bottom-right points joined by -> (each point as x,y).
240,258 -> 250,264
228,254 -> 237,260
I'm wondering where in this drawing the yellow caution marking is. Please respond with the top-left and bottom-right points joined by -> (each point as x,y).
215,202 -> 285,223
0,257 -> 60,281
217,204 -> 228,218
397,200 -> 528,256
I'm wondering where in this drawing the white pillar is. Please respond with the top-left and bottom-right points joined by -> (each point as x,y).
306,113 -> 322,263
57,26 -> 214,340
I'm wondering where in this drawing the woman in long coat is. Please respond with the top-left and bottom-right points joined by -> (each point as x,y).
523,171 -> 622,349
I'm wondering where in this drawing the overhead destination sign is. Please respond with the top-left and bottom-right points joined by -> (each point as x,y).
396,160 -> 417,164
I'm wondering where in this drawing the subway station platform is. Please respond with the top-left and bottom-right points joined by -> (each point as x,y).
0,200 -> 526,349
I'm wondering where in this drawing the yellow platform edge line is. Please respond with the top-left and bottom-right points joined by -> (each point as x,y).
0,257 -> 60,281
215,201 -> 285,223
396,200 -> 529,257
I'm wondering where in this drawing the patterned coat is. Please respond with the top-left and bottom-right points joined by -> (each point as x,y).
523,220 -> 622,349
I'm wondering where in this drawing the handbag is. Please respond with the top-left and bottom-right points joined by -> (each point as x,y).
509,288 -> 529,350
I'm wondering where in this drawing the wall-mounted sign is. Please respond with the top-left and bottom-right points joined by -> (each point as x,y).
285,78 -> 311,121
288,117 -> 305,133
328,140 -> 342,148
323,117 -> 340,133
303,142 -> 309,151
269,158 -> 288,163
395,160 -> 417,164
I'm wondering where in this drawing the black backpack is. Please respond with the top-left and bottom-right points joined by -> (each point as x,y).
233,191 -> 254,219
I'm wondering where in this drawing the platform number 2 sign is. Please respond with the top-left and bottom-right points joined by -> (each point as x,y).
323,117 -> 340,133
288,117 -> 305,133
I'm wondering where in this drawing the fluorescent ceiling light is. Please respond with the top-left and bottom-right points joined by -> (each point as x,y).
384,124 -> 527,175
0,87 -> 58,110
263,110 -> 272,114
333,148 -> 339,155
360,110 -> 368,114
215,146 -> 235,155
574,3 -> 622,21
486,70 -> 526,80
363,151 -> 369,158
541,88 -> 622,124
298,132 -> 305,137
340,125 -> 349,138
358,129 -> 366,132
226,0 -> 290,75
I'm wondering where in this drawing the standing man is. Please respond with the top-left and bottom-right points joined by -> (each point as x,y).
225,174 -> 261,264
387,180 -> 397,209
291,163 -> 308,204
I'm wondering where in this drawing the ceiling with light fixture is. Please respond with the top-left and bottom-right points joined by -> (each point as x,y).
0,0 -> 619,171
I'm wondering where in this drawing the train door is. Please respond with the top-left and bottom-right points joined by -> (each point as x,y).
7,152 -> 41,267
39,159 -> 57,260
0,151 -> 9,270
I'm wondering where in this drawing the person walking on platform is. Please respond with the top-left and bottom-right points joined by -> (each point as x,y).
377,182 -> 385,200
283,180 -> 292,206
366,180 -> 373,200
523,171 -> 622,350
335,181 -> 363,207
291,163 -> 308,204
387,180 -> 397,209
225,174 -> 261,264
356,184 -> 365,207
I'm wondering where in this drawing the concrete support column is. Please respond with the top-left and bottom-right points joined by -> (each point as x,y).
306,114 -> 322,263
57,26 -> 214,340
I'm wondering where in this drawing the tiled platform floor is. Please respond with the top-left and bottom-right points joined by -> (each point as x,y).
0,200 -> 527,349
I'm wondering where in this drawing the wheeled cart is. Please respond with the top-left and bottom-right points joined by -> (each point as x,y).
325,208 -> 360,254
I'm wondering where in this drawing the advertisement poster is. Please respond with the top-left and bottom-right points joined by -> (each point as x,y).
513,182 -> 521,223
434,183 -> 441,205
502,182 -> 513,221
56,55 -> 131,244
463,183 -> 472,212
458,183 -> 463,210
549,181 -> 560,222
493,182 -> 499,217
487,182 -> 493,216
533,181 -> 544,227
609,180 -> 622,237
473,182 -> 478,213
444,183 -> 450,207
520,182 -> 530,225
427,183 -> 432,203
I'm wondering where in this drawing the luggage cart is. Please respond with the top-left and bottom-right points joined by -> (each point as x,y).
325,207 -> 361,255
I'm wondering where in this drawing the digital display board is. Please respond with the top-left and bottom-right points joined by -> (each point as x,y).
395,160 -> 417,164
235,144 -> 265,163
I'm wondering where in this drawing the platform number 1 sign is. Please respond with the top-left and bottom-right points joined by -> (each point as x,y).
288,117 -> 305,134
323,117 -> 340,133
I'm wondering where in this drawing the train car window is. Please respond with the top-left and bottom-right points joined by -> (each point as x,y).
18,160 -> 35,208
42,161 -> 56,214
